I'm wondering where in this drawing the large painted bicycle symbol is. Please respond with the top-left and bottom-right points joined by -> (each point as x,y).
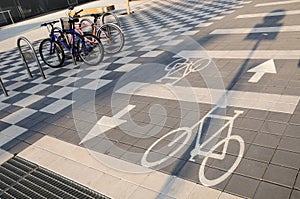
141,106 -> 244,186
141,58 -> 245,186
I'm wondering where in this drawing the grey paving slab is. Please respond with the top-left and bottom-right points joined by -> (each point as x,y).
271,150 -> 300,169
290,189 -> 300,199
245,144 -> 275,163
252,132 -> 281,148
238,118 -> 264,132
254,182 -> 291,199
260,120 -> 287,135
225,174 -> 260,198
235,158 -> 268,179
245,109 -> 269,120
177,161 -> 201,184
278,136 -> 300,153
263,164 -> 298,188
289,114 -> 300,126
284,124 -> 300,138
266,112 -> 291,123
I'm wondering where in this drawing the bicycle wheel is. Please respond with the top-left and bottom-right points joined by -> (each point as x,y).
79,18 -> 93,34
39,38 -> 65,68
57,32 -> 73,59
189,58 -> 211,72
77,34 -> 104,66
96,23 -> 124,54
199,135 -> 245,187
141,127 -> 192,168
100,12 -> 121,27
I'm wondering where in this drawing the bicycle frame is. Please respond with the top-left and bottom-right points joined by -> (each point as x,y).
49,28 -> 82,56
189,108 -> 244,161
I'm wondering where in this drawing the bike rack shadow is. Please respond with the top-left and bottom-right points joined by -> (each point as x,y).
228,9 -> 285,90
17,36 -> 46,79
0,77 -> 8,97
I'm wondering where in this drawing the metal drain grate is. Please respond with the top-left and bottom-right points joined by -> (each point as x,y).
0,156 -> 110,199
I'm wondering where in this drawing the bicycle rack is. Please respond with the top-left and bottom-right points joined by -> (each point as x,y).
17,36 -> 46,79
0,77 -> 8,97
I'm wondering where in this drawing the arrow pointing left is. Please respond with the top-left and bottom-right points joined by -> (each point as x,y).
80,105 -> 136,144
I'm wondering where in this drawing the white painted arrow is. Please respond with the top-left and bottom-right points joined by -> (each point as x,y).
80,105 -> 136,144
247,59 -> 276,83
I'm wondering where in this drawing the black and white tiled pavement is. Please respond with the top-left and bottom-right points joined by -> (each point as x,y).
0,0 -> 245,147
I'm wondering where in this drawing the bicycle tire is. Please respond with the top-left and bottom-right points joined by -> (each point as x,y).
79,18 -> 93,34
199,135 -> 245,187
96,23 -> 124,54
77,34 -> 104,66
165,58 -> 188,71
141,127 -> 192,168
39,38 -> 65,68
189,58 -> 211,72
100,12 -> 121,27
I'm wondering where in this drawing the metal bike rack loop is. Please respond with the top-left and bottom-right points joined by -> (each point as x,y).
17,36 -> 46,79
0,77 -> 8,97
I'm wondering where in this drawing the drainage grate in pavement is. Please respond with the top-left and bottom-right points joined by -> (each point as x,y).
0,156 -> 110,199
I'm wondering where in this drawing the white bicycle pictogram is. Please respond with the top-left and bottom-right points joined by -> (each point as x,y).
141,106 -> 245,186
156,57 -> 211,85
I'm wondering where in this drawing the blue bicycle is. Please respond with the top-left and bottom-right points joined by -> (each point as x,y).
39,11 -> 104,68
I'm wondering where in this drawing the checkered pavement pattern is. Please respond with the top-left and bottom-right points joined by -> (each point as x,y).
0,0 -> 241,166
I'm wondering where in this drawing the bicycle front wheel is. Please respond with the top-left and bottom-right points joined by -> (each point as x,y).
199,135 -> 245,187
100,12 -> 121,27
97,23 -> 124,54
141,127 -> 192,168
39,38 -> 65,68
78,34 -> 104,66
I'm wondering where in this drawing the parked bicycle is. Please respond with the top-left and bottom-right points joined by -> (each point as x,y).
68,6 -> 124,54
39,9 -> 104,68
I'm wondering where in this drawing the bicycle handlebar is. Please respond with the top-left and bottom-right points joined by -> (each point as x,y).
75,9 -> 84,16
41,20 -> 59,27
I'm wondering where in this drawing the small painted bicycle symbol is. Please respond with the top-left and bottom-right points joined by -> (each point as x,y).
141,106 -> 245,186
157,57 -> 211,85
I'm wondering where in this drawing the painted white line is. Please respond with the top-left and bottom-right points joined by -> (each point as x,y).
177,50 -> 300,59
247,59 -> 277,83
236,10 -> 300,19
210,25 -> 300,35
18,135 -> 244,199
255,0 -> 300,7
116,82 -> 300,114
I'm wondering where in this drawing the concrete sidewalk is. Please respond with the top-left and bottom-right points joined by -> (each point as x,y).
0,0 -> 147,52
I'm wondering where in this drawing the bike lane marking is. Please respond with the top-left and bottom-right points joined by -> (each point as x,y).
177,50 -> 300,59
18,135 -> 243,199
255,0 -> 300,7
116,82 -> 299,114
236,10 -> 300,19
